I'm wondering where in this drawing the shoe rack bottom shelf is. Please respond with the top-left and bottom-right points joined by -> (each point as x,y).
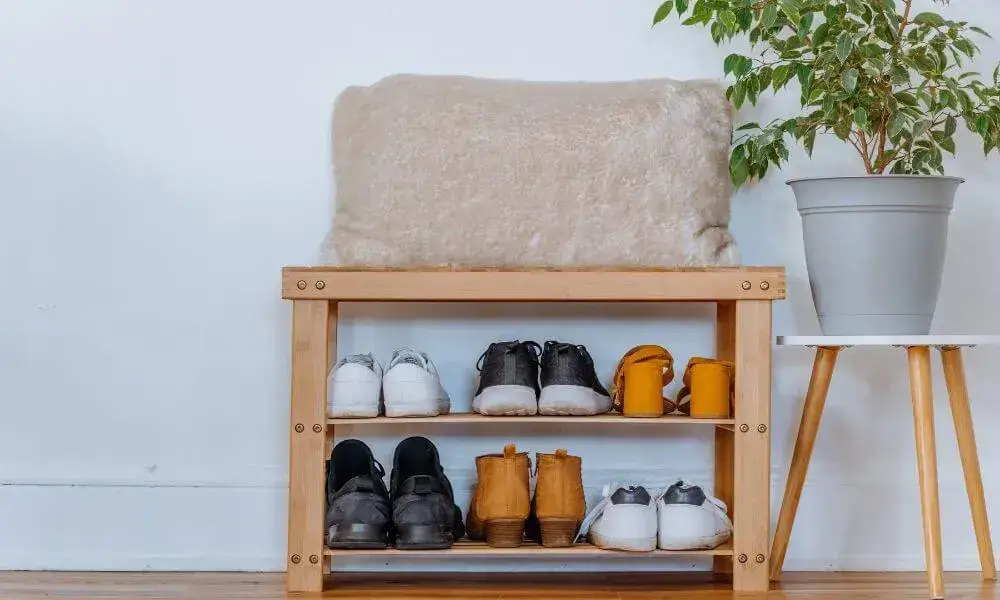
325,541 -> 733,557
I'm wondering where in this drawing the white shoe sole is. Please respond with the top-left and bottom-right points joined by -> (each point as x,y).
590,530 -> 656,552
328,379 -> 380,418
657,504 -> 732,550
538,385 -> 611,416
473,385 -> 537,416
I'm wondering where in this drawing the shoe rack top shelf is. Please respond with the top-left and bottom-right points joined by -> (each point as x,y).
324,541 -> 732,557
327,414 -> 735,426
282,266 -> 786,302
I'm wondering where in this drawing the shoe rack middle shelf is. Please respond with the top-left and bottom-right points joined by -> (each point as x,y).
328,414 -> 735,427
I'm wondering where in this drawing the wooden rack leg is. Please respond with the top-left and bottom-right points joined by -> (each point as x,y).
769,346 -> 840,580
714,301 -> 736,576
732,300 -> 772,593
940,346 -> 997,580
287,300 -> 332,592
907,346 -> 945,600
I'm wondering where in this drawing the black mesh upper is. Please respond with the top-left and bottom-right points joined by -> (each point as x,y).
539,341 -> 610,396
475,341 -> 541,396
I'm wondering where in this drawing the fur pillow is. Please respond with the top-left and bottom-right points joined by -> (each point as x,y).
322,74 -> 738,267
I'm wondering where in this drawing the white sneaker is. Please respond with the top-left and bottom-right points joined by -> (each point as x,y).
656,480 -> 732,550
578,482 -> 657,552
327,353 -> 382,418
382,348 -> 450,417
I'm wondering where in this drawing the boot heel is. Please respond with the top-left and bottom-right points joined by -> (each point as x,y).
539,518 -> 578,547
484,519 -> 526,547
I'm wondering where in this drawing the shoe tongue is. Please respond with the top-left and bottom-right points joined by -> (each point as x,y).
342,353 -> 376,370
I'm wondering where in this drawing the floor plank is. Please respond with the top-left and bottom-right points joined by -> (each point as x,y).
0,571 -> 995,599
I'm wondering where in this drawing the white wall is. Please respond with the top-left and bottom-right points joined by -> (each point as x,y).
1,0 -> 998,573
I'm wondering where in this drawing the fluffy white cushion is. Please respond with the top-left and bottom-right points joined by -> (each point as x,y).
322,74 -> 738,267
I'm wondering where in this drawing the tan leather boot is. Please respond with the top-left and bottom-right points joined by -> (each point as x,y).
466,444 -> 531,547
533,449 -> 585,547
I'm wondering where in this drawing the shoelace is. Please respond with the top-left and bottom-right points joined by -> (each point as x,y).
610,345 -> 675,413
475,341 -> 542,371
673,357 -> 735,415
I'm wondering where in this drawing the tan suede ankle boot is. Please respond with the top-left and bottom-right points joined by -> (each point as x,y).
533,449 -> 585,547
467,444 -> 531,547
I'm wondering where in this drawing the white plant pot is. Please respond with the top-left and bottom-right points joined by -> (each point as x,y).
788,175 -> 963,335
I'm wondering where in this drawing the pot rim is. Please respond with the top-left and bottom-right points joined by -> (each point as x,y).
786,174 -> 965,185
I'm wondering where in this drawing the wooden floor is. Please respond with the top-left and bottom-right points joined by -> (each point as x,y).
0,572 -> 996,599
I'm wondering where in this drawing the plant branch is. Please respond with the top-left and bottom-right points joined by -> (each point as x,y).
849,133 -> 874,173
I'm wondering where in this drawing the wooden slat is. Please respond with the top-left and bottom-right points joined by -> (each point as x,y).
287,300 -> 329,593
732,300 -> 772,593
328,414 -> 734,426
282,267 -> 786,301
713,301 -> 736,576
324,541 -> 733,557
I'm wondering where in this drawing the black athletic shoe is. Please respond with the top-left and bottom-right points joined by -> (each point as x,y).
537,341 -> 612,415
472,340 -> 542,416
325,439 -> 391,549
390,436 -> 466,549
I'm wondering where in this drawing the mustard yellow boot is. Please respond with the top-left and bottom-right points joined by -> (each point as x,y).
533,449 -> 586,547
467,444 -> 531,547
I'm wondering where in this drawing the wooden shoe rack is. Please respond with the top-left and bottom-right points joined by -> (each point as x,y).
281,266 -> 785,593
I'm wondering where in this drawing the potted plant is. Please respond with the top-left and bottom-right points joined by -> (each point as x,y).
655,0 -> 1000,334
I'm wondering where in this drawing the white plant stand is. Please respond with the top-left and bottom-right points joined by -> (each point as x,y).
770,335 -> 1000,599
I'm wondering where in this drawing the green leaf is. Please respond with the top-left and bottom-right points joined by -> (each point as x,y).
842,68 -> 859,93
894,91 -> 918,106
762,3 -> 778,30
888,113 -> 907,138
970,26 -> 992,38
836,32 -> 853,62
913,120 -> 932,139
724,54 -> 741,75
653,1 -> 674,25
735,56 -> 753,77
797,63 -> 811,86
802,128 -> 817,157
945,116 -> 957,136
798,13 -> 813,40
736,122 -> 762,131
732,81 -> 747,109
977,115 -> 990,134
772,64 -> 792,91
938,136 -> 956,155
912,12 -> 945,27
812,22 -> 830,46
854,107 -> 868,129
720,9 -> 737,30
676,0 -> 689,13
730,151 -> 749,187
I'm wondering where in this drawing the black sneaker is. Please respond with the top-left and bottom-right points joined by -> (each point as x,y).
538,341 -> 612,416
325,439 -> 392,549
390,436 -> 466,549
472,340 -> 542,416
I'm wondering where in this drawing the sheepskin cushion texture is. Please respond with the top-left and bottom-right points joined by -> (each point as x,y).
322,74 -> 738,267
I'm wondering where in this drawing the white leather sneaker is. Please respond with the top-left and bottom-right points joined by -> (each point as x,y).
656,480 -> 732,550
578,482 -> 657,551
383,348 -> 450,417
327,353 -> 382,418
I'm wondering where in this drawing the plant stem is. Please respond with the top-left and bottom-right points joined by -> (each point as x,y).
876,0 -> 915,173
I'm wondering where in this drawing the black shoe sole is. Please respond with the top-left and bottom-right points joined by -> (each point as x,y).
396,524 -> 454,550
327,522 -> 390,549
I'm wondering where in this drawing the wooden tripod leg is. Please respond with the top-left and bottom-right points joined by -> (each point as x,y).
769,346 -> 839,580
908,346 -> 945,600
940,346 -> 997,581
